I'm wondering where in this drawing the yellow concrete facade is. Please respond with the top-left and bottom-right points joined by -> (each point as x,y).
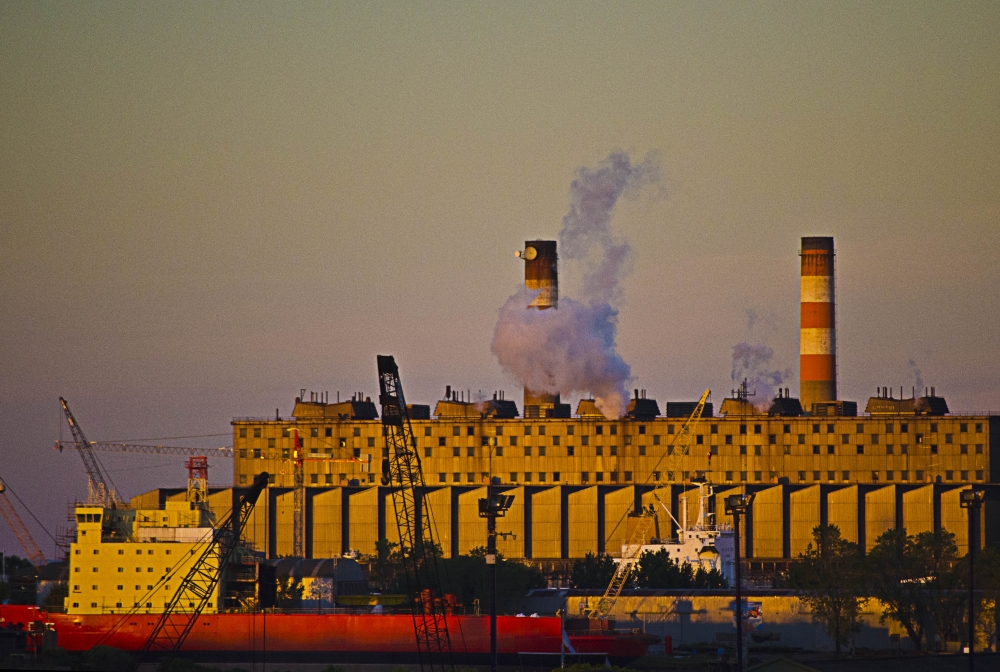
221,411 -> 996,562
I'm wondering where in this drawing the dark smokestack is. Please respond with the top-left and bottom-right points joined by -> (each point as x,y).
521,240 -> 560,407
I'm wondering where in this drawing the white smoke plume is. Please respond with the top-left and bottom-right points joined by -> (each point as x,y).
908,359 -> 924,395
491,151 -> 660,419
731,342 -> 791,409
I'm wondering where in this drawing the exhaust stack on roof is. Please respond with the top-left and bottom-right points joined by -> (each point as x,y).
519,240 -> 567,416
800,236 -> 837,413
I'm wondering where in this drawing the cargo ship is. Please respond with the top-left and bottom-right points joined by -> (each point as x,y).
0,605 -> 653,664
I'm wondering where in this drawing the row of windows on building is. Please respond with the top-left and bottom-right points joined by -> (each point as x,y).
71,599 -> 187,610
74,566 -> 170,573
240,439 -> 986,463
237,421 -> 985,441
74,548 -> 169,556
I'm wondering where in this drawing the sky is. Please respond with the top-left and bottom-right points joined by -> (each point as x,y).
1,2 -> 999,558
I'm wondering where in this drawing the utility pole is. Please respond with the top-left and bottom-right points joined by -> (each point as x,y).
725,493 -> 754,672
961,488 -> 985,672
479,477 -> 513,672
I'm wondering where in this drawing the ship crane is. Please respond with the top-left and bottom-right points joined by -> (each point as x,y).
0,479 -> 47,568
377,355 -> 453,672
588,390 -> 710,619
58,397 -> 125,507
94,471 -> 269,667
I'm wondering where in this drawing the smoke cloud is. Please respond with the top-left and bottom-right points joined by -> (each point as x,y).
731,342 -> 790,409
491,151 -> 660,418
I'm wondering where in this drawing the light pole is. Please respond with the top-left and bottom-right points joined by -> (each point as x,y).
725,492 -> 754,672
479,477 -> 513,672
960,488 -> 985,672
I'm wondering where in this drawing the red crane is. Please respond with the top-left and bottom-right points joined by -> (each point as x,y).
0,479 -> 47,568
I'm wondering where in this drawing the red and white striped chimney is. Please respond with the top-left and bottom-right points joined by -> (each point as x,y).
800,237 -> 836,412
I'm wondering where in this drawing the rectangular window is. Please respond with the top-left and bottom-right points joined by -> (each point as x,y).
524,446 -> 532,456
267,438 -> 275,448
976,444 -> 984,454
595,446 -> 603,456
567,425 -> 574,435
325,474 -> 333,484
596,472 -> 604,482
425,447 -> 432,457
310,474 -> 318,484
931,445 -> 938,454
916,470 -> 924,481
975,423 -> 982,433
961,470 -> 968,480
813,471 -> 820,481
581,472 -> 589,483
945,470 -> 954,480
856,423 -> 864,433
467,447 -> 475,457
697,435 -> 704,445
510,436 -> 518,446
239,449 -> 247,458
453,426 -> 461,436
553,436 -> 560,446
901,471 -> 909,481
901,444 -> 908,454
798,471 -> 806,481
609,425 -> 617,436
424,427 -> 432,437
524,426 -> 532,435
353,427 -> 361,437
481,436 -> 489,447
638,445 -> 646,456
769,434 -> 776,445
453,447 -> 460,457
253,428 -> 261,438
638,425 -> 646,435
945,433 -> 953,444
842,434 -> 849,444
812,445 -> 820,455
976,470 -> 984,480
453,473 -> 461,482
310,427 -> 319,438
961,444 -> 968,454
538,446 -> 546,456
827,471 -> 835,481
826,424 -> 834,433
239,428 -> 247,438
326,427 -> 332,437
538,426 -> 545,436
653,435 -> 660,445
843,471 -> 850,481
581,435 -> 589,446
610,472 -> 619,482
725,471 -> 733,481
930,423 -> 938,433
886,445 -> 893,455
495,446 -> 503,456
496,426 -> 503,436
253,449 -> 261,458
467,473 -> 475,483
755,446 -> 762,455
367,437 -> 375,448
709,445 -> 718,455
653,471 -> 660,481
439,473 -> 446,483
857,445 -> 864,455
669,425 -> 676,434
725,435 -> 733,445
282,428 -> 290,438
739,445 -> 747,455
609,445 -> 617,456
784,446 -> 791,455
827,445 -> 834,455
871,471 -> 879,482
438,437 -> 446,447
339,438 -> 347,447
885,422 -> 894,433
755,471 -> 763,481
887,470 -> 894,481
567,446 -> 575,456
754,424 -> 762,434
538,472 -> 546,482
553,471 -> 560,481
871,434 -> 879,444
784,424 -> 791,434
711,424 -> 719,434
467,426 -> 475,436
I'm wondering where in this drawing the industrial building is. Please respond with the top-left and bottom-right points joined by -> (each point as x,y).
131,237 -> 1000,567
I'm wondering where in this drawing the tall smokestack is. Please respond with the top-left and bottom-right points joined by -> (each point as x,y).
800,236 -> 836,412
520,240 -> 560,408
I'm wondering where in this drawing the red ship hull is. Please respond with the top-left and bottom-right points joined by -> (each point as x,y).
1,607 -> 652,664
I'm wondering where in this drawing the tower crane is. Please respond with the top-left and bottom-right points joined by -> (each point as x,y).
94,472 -> 270,666
587,390 -> 711,618
58,398 -> 125,507
377,355 -> 453,672
55,441 -> 234,458
0,479 -> 47,568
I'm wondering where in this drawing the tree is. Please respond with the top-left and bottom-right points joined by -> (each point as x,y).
867,528 -> 930,651
570,553 -> 616,589
786,524 -> 867,658
914,529 -> 964,651
632,549 -> 726,589
276,575 -> 304,609
439,547 -> 545,615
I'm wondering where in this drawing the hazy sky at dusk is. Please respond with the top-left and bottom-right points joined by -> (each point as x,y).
2,2 -> 999,556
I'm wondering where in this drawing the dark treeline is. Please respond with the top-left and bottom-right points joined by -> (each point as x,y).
569,550 -> 727,590
785,523 -> 1000,657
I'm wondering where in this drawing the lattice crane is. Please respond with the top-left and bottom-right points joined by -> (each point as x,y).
58,397 -> 125,507
0,479 -> 47,568
377,355 -> 453,672
55,441 -> 234,458
95,471 -> 269,667
588,390 -> 711,618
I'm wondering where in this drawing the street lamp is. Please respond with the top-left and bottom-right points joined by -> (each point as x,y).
479,477 -> 514,672
960,488 -> 985,672
725,492 -> 755,672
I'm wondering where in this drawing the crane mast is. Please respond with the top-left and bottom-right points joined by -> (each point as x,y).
377,355 -> 453,672
58,397 -> 124,507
